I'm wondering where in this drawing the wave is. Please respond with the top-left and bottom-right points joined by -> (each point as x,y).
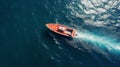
46,0 -> 120,64
66,0 -> 120,28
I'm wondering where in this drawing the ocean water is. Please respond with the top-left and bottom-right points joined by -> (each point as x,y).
0,0 -> 120,67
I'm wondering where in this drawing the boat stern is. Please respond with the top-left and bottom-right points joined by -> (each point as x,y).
71,29 -> 77,37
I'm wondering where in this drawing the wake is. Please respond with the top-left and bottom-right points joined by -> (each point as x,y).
75,31 -> 120,52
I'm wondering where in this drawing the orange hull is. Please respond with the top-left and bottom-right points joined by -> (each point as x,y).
46,23 -> 76,38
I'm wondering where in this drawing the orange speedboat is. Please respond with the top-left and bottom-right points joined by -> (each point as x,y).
46,23 -> 76,38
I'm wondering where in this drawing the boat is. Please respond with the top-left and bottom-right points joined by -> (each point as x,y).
46,23 -> 77,38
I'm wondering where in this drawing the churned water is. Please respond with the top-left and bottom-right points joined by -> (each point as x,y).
0,0 -> 120,67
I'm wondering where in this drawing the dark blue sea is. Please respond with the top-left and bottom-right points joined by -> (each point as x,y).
0,0 -> 120,67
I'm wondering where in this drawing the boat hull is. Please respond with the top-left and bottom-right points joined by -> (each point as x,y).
46,23 -> 76,38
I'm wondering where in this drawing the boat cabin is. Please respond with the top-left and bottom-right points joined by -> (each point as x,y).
58,26 -> 73,36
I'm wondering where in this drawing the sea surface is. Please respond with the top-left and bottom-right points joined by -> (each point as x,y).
0,0 -> 120,67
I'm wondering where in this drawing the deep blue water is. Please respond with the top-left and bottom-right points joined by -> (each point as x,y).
0,0 -> 120,67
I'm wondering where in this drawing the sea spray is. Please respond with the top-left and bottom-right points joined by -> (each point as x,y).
75,31 -> 120,61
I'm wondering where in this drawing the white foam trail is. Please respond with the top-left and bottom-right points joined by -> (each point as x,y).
75,31 -> 120,51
